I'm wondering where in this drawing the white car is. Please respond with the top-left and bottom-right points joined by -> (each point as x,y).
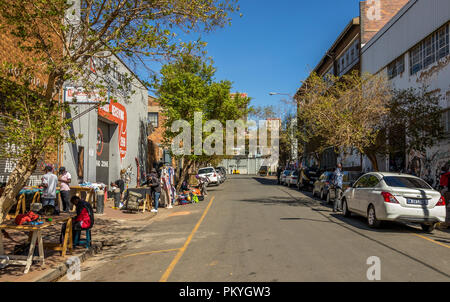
341,172 -> 446,232
198,167 -> 220,186
285,170 -> 299,187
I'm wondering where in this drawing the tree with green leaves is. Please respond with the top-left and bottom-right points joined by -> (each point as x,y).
155,54 -> 250,191
297,71 -> 444,171
0,0 -> 240,222
297,71 -> 391,170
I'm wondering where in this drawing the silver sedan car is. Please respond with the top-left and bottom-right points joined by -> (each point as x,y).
341,172 -> 446,232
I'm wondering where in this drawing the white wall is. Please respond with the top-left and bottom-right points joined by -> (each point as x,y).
361,0 -> 450,185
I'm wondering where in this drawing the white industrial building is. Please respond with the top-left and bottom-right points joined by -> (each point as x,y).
361,0 -> 450,187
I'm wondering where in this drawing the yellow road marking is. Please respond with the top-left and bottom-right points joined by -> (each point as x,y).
115,248 -> 181,260
159,196 -> 215,282
413,234 -> 450,249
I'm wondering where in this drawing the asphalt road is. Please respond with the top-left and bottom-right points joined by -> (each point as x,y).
62,175 -> 450,282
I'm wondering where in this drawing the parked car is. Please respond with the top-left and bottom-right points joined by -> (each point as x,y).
280,170 -> 292,186
216,166 -> 227,177
258,166 -> 269,176
312,171 -> 334,200
198,167 -> 220,186
325,171 -> 362,204
341,172 -> 447,232
215,169 -> 224,184
285,170 -> 299,187
297,168 -> 321,191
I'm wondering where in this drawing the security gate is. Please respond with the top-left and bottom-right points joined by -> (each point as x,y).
96,120 -> 111,185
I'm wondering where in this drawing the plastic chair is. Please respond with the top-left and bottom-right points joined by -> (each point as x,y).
73,228 -> 92,248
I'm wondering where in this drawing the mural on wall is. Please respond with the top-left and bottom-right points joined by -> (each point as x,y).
407,148 -> 450,188
98,101 -> 127,161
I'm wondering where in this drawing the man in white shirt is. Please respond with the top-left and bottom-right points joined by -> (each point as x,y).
41,165 -> 58,210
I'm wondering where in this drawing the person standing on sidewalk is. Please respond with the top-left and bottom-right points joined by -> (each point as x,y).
149,168 -> 161,213
58,167 -> 72,213
41,165 -> 59,212
332,163 -> 344,212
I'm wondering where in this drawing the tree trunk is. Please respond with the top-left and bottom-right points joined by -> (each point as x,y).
0,157 -> 38,224
176,159 -> 193,192
366,152 -> 379,172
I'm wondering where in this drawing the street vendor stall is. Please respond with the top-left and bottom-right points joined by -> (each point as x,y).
70,182 -> 106,209
0,214 -> 74,274
12,187 -> 62,218
123,188 -> 152,212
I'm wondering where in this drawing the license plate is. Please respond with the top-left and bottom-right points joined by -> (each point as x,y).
407,199 -> 428,205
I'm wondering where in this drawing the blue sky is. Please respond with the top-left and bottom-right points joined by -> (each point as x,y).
143,0 -> 361,112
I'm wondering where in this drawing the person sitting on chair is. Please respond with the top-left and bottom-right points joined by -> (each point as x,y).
60,196 -> 94,244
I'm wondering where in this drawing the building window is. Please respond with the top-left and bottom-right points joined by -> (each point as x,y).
387,55 -> 405,79
409,44 -> 423,75
437,24 -> 449,60
410,23 -> 449,75
148,112 -> 158,128
423,35 -> 436,68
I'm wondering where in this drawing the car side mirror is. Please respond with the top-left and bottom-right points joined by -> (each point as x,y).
349,182 -> 354,188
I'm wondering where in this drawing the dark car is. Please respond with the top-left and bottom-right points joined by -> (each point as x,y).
312,171 -> 334,200
297,168 -> 321,191
325,171 -> 363,204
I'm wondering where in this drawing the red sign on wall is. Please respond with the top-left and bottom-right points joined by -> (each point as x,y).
98,101 -> 127,161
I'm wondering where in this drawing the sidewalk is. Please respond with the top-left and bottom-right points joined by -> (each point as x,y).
0,197 -> 174,282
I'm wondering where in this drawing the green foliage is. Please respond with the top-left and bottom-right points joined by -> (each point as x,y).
155,53 -> 250,165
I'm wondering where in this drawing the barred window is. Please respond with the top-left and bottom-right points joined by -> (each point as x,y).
409,44 -> 423,75
437,24 -> 449,60
410,23 -> 449,75
388,55 -> 405,79
423,35 -> 436,68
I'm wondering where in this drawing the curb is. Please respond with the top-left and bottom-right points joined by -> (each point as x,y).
32,242 -> 103,282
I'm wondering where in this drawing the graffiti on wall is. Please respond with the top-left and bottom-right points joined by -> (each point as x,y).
407,148 -> 450,188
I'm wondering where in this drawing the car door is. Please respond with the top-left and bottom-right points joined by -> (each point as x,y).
349,175 -> 370,214
363,175 -> 382,213
355,175 -> 381,214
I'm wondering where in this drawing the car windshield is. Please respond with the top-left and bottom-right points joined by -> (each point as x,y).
383,176 -> 432,189
292,171 -> 298,176
199,168 -> 215,174
284,171 -> 291,175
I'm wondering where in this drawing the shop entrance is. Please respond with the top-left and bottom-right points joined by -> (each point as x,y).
96,120 -> 111,185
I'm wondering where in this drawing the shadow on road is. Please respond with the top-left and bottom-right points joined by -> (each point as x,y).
252,177 -> 277,186
239,196 -> 314,207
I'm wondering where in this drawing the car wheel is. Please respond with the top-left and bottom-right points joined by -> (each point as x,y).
367,205 -> 381,228
421,223 -> 436,233
342,199 -> 351,217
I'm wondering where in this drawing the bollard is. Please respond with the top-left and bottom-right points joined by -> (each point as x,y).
96,190 -> 105,214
